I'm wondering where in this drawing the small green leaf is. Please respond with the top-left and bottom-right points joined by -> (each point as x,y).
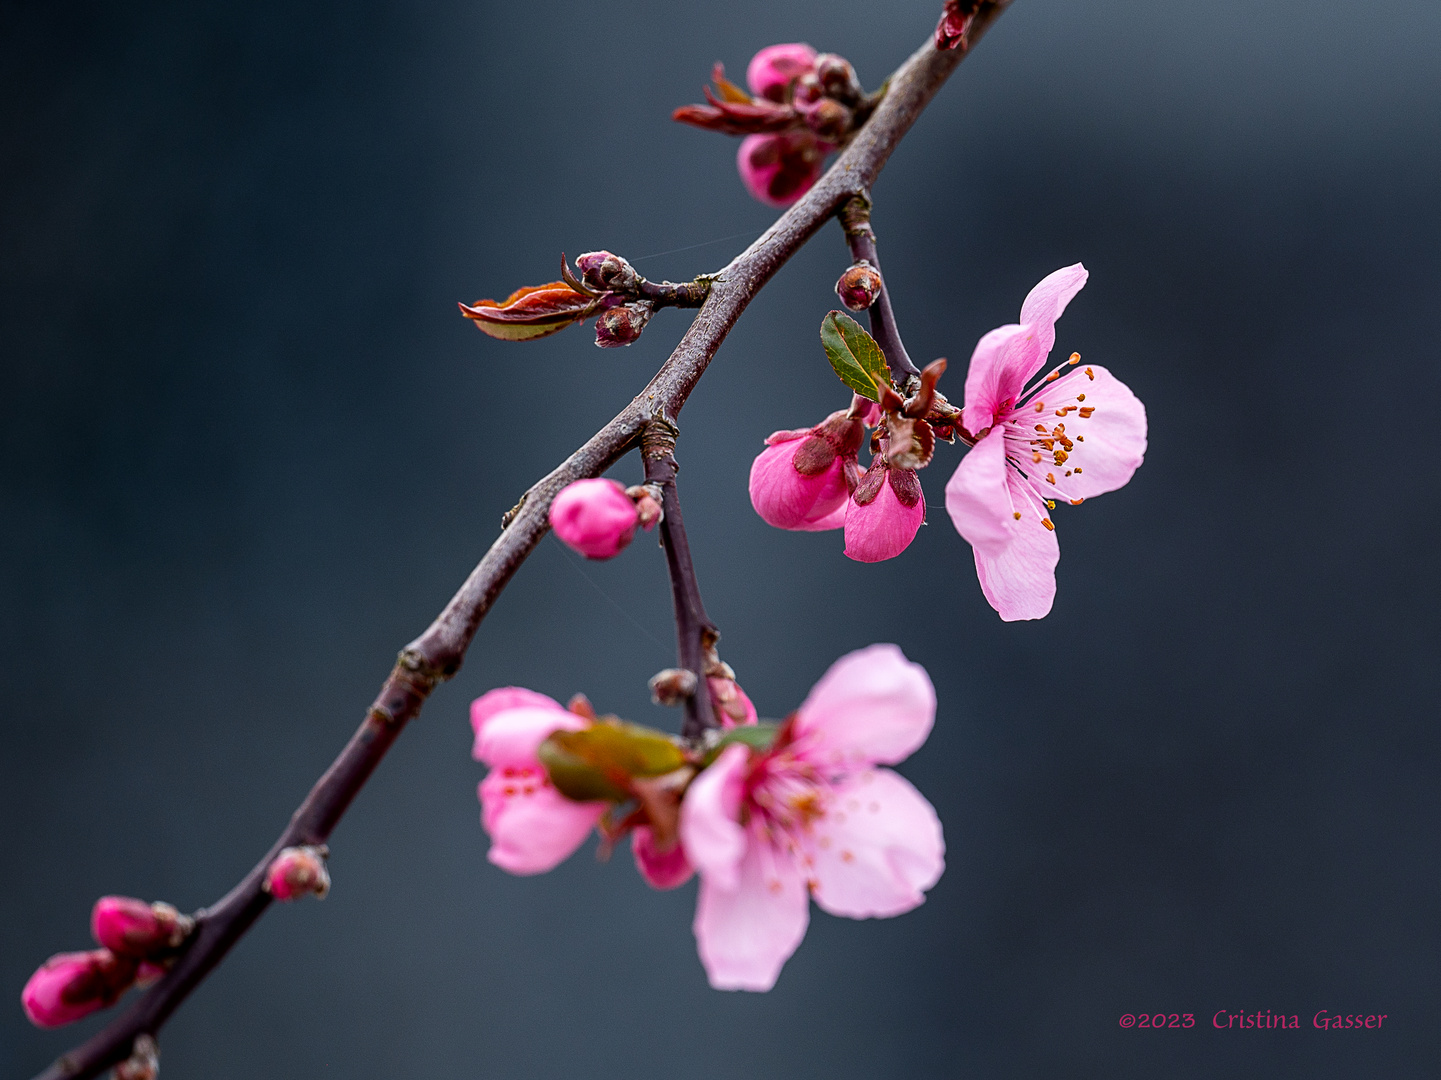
703,722 -> 781,766
820,311 -> 891,402
538,719 -> 687,803
537,739 -> 631,802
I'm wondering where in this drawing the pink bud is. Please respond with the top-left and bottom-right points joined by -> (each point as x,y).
549,478 -> 640,559
575,250 -> 640,294
708,674 -> 757,727
736,133 -> 825,207
748,412 -> 863,531
745,43 -> 818,102
21,949 -> 137,1028
593,301 -> 653,348
835,261 -> 882,311
631,826 -> 694,890
91,897 -> 192,959
814,53 -> 862,104
800,98 -> 852,142
264,846 -> 330,901
843,459 -> 926,562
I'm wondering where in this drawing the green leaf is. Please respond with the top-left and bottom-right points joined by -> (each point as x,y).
703,722 -> 781,766
536,739 -> 631,802
820,311 -> 891,402
536,719 -> 688,803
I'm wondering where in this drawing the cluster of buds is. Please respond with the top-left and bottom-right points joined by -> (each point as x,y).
549,478 -> 662,560
673,44 -> 872,206
750,311 -> 967,563
462,251 -> 704,350
21,897 -> 194,1028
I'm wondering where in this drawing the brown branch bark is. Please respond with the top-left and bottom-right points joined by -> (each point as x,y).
840,195 -> 921,382
29,6 -> 1012,1077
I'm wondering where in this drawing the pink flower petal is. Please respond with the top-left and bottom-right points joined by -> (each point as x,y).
1018,262 -> 1088,367
943,427 -> 1013,558
1006,363 -> 1146,502
806,768 -> 945,919
692,829 -> 810,991
749,438 -> 849,531
470,688 -> 565,760
746,42 -> 818,101
472,703 -> 585,767
960,323 -> 1039,436
973,471 -> 1060,621
631,827 -> 695,890
842,476 -> 924,563
793,644 -> 935,767
478,773 -> 605,876
679,744 -> 749,891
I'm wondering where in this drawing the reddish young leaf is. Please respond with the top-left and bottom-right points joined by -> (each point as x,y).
459,281 -> 598,341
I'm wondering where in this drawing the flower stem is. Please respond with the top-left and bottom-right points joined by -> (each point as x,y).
840,194 -> 921,383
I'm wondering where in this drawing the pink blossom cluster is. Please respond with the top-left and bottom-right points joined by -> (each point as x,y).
470,644 -> 941,990
749,264 -> 1147,620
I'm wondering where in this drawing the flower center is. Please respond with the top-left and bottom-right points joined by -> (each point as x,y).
1000,353 -> 1099,519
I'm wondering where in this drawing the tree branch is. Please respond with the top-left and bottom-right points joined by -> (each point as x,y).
29,6 -> 1013,1077
839,195 -> 921,382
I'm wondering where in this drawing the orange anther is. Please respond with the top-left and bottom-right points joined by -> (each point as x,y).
1012,511 -> 1022,520
1032,452 -> 1041,463
1041,517 -> 1055,530
1046,473 -> 1056,484
1034,401 -> 1045,412
1068,353 -> 1080,364
1085,367 -> 1094,380
1046,370 -> 1059,381
1076,393 -> 1086,402
1079,406 -> 1095,418
1070,498 -> 1084,505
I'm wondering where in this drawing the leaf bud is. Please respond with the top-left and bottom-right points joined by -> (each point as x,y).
22,949 -> 137,1028
649,667 -> 698,706
575,250 -> 640,294
835,261 -> 882,311
264,845 -> 330,901
91,897 -> 194,960
594,301 -> 654,348
115,1035 -> 160,1080
814,53 -> 862,105
801,98 -> 852,142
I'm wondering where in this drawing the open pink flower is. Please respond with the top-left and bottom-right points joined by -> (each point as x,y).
678,644 -> 943,991
944,264 -> 1146,621
748,410 -> 863,530
470,687 -> 607,875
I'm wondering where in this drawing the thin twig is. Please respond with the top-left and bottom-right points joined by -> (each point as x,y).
839,195 -> 921,383
29,6 -> 1013,1077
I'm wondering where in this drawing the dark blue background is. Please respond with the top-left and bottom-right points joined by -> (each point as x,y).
3,1 -> 1438,1076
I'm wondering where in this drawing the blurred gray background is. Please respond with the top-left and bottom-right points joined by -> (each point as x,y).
3,0 -> 1439,1076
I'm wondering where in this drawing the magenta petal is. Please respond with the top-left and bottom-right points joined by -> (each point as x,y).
746,42 -> 818,100
943,427 -> 1013,557
470,688 -> 565,759
1018,262 -> 1088,364
692,830 -> 810,991
473,704 -> 585,767
973,473 -> 1060,621
479,774 -> 604,876
807,768 -> 944,919
749,438 -> 849,531
679,744 -> 749,890
631,827 -> 695,890
793,643 -> 935,767
843,480 -> 924,563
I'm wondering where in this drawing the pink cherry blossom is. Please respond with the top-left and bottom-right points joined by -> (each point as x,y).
91,897 -> 190,958
678,644 -> 943,991
549,478 -> 642,560
748,411 -> 863,531
736,132 -> 826,207
22,949 -> 137,1028
843,457 -> 925,562
745,43 -> 818,103
944,264 -> 1146,620
470,687 -> 607,876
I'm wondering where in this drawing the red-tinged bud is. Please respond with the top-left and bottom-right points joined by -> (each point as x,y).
708,674 -> 757,728
22,949 -> 138,1028
91,897 -> 193,960
264,845 -> 330,901
115,1035 -> 159,1080
844,457 -> 925,563
575,250 -> 640,294
814,53 -> 862,105
749,410 -> 864,530
737,132 -> 825,207
936,0 -> 980,50
835,261 -> 883,311
746,43 -> 818,102
792,71 -> 824,107
594,301 -> 654,348
801,98 -> 852,142
550,478 -> 640,559
459,282 -> 598,342
649,667 -> 698,706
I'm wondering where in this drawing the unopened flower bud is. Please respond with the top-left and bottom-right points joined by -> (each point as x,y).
708,674 -> 758,727
115,1035 -> 160,1080
264,845 -> 330,901
575,251 -> 640,294
835,261 -> 882,311
550,478 -> 639,559
814,53 -> 862,104
792,72 -> 824,107
737,132 -> 825,207
802,98 -> 852,142
594,301 -> 654,348
624,484 -> 664,530
649,668 -> 698,706
21,949 -> 137,1028
91,897 -> 193,960
745,42 -> 818,102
